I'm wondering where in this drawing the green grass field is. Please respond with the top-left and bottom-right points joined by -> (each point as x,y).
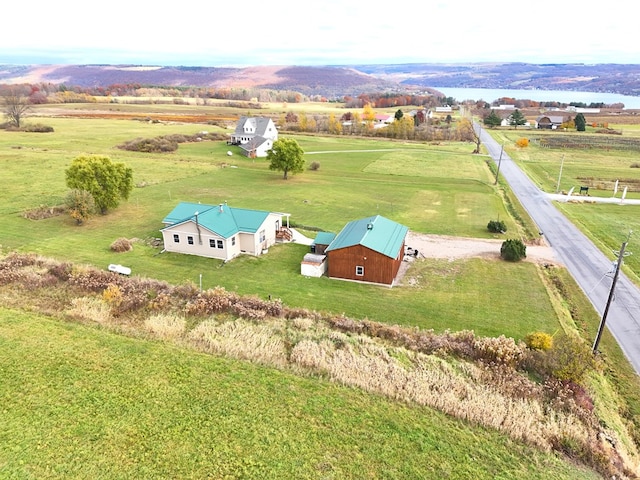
2,107 -> 640,478
0,308 -> 601,480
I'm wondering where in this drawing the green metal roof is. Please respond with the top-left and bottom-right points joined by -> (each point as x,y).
313,232 -> 336,245
162,202 -> 270,238
325,215 -> 408,258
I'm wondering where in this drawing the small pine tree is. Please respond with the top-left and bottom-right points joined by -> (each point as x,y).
483,111 -> 502,128
508,109 -> 527,129
500,239 -> 526,262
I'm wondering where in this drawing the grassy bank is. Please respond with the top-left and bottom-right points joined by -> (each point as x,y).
0,308 -> 604,480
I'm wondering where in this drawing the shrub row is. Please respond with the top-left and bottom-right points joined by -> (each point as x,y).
117,132 -> 228,153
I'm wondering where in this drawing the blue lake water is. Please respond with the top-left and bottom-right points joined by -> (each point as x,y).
433,87 -> 640,109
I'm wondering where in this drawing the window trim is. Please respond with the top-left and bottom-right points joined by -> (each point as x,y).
355,265 -> 364,276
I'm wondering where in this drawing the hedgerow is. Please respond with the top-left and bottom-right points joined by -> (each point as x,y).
116,132 -> 228,153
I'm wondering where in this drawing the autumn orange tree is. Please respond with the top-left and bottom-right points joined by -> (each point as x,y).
362,103 -> 375,130
328,114 -> 343,135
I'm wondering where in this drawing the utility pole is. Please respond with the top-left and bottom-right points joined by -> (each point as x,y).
592,231 -> 633,354
555,153 -> 565,193
494,144 -> 504,185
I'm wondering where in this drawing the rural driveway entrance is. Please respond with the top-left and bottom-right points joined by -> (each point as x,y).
476,123 -> 640,374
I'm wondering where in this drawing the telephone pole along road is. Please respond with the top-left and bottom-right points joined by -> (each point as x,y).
477,124 -> 640,374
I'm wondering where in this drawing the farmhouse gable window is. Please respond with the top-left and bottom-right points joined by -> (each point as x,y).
173,234 -> 180,243
355,266 -> 364,276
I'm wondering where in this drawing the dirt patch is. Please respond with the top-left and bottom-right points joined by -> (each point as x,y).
395,231 -> 560,286
405,232 -> 558,264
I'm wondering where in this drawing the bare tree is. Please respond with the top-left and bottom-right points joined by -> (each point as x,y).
3,89 -> 30,128
457,117 -> 482,154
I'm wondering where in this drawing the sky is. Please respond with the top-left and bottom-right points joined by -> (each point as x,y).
2,1 -> 638,66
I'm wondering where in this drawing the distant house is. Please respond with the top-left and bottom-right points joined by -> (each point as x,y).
373,114 -> 394,128
435,105 -> 452,113
567,106 -> 601,114
325,215 -> 408,286
230,116 -> 278,158
536,114 -> 568,129
161,202 -> 290,261
491,104 -> 516,110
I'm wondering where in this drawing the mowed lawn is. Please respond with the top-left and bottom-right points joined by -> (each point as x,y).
0,115 -> 559,338
0,308 -> 601,480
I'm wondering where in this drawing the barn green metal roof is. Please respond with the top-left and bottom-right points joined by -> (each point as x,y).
162,202 -> 270,238
325,215 -> 408,258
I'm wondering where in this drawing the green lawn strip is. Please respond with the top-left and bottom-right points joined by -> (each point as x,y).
555,202 -> 640,284
0,308 -> 600,480
12,237 -> 559,341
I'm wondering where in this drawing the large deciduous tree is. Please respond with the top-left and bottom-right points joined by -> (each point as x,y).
2,89 -> 30,128
267,138 -> 305,180
65,155 -> 133,214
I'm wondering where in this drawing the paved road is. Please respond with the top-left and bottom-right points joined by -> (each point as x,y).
477,124 -> 640,374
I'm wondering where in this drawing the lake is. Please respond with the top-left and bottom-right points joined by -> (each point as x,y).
433,87 -> 640,109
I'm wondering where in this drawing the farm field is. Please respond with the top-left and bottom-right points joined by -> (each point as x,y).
489,127 -> 640,282
0,113 -> 560,338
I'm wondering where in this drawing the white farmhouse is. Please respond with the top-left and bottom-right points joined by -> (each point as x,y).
230,116 -> 278,158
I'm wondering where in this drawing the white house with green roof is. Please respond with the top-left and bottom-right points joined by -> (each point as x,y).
325,215 -> 408,286
161,202 -> 289,261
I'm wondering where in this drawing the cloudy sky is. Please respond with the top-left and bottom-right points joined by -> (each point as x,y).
2,1 -> 637,66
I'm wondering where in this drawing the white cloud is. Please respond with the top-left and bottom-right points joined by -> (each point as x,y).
1,0 -> 638,65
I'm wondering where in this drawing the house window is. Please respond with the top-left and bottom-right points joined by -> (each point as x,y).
259,230 -> 266,243
187,236 -> 194,245
209,239 -> 215,248
231,236 -> 236,246
355,266 -> 364,276
217,240 -> 223,249
173,234 -> 180,243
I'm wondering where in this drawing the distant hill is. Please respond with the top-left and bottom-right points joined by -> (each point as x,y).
1,63 -> 639,98
355,63 -> 640,97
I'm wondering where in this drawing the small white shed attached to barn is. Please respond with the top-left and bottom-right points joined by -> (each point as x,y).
301,253 -> 327,277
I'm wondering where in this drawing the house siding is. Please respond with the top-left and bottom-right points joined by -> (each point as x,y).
161,222 -> 240,261
327,243 -> 404,286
